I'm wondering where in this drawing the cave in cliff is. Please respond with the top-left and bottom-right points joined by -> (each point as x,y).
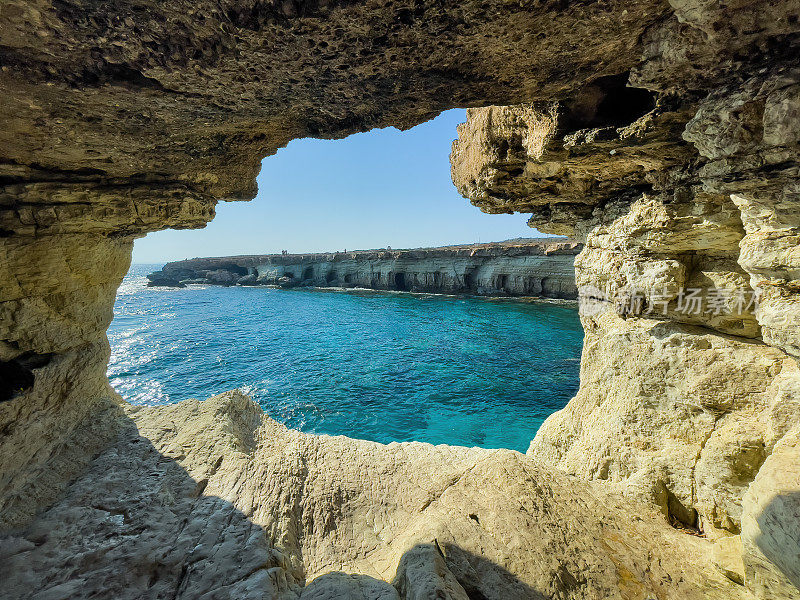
1,1 -> 799,599
393,272 -> 409,291
0,355 -> 48,403
559,72 -> 658,133
463,269 -> 478,292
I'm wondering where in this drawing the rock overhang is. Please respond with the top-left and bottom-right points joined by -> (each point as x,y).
1,0 -> 684,223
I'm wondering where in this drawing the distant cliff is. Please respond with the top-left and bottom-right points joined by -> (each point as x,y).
147,238 -> 581,299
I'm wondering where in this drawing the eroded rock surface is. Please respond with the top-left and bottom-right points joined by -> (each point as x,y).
452,92 -> 800,540
741,425 -> 800,599
0,392 -> 749,600
147,238 -> 580,298
448,1 -> 800,595
0,0 -> 679,530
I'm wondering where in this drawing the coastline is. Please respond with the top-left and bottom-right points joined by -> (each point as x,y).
146,238 -> 581,300
145,277 -> 581,305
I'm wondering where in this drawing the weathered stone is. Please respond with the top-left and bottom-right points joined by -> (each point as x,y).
147,239 -> 581,299
742,427 -> 800,600
0,392 -> 750,600
711,535 -> 745,586
527,311 -> 792,534
741,425 -> 800,599
392,545 -> 469,600
449,22 -> 800,576
301,573 -> 400,600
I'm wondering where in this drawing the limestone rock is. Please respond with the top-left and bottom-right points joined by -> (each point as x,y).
0,0 -> 675,207
528,311 -> 791,534
741,426 -> 800,599
392,545 -> 469,600
450,36 -> 800,564
1,0 -> 800,598
0,392 -> 749,600
0,231 -> 136,529
450,100 -> 692,224
0,0 -> 681,526
147,239 -> 581,299
301,573 -> 400,600
711,535 -> 745,586
683,78 -> 800,361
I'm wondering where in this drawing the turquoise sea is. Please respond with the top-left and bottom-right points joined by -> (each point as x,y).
108,264 -> 584,452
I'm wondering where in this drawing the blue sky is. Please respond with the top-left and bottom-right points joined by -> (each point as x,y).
132,109 -> 545,263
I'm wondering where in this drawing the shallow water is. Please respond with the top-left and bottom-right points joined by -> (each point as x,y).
108,264 -> 584,452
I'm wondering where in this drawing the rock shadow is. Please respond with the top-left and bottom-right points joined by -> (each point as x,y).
0,411 -> 547,600
750,490 -> 800,593
0,412 -> 296,599
300,541 -> 546,600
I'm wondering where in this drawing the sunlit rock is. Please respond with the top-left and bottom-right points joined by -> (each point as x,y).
146,239 -> 581,299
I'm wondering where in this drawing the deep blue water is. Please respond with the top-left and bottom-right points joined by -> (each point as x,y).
108,264 -> 583,452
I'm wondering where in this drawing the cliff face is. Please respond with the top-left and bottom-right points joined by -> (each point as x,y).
147,239 -> 581,299
449,9 -> 800,597
1,0 -> 799,598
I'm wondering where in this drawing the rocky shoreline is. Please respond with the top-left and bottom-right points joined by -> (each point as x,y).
146,238 -> 581,299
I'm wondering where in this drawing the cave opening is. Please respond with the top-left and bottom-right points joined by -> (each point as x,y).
666,488 -> 701,534
496,274 -> 509,291
112,108 -> 582,453
540,277 -> 550,296
463,270 -> 477,291
560,72 -> 657,133
219,262 -> 248,276
0,353 -> 52,403
393,272 -> 409,290
8,8 -> 798,595
0,360 -> 35,403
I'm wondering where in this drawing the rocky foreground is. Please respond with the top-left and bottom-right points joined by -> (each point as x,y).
0,391 -> 756,600
146,238 -> 580,298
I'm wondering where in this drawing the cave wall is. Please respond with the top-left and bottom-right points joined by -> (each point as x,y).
449,3 -> 800,596
0,0 -> 682,528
